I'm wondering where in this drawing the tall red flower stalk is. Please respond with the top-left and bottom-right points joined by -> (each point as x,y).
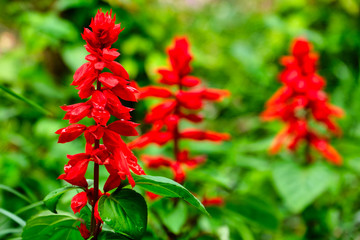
261,38 -> 344,165
129,37 -> 229,203
55,10 -> 144,239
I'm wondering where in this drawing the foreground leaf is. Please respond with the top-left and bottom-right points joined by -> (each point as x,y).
43,186 -> 80,213
98,188 -> 147,239
272,161 -> 334,213
22,211 -> 82,240
132,174 -> 208,215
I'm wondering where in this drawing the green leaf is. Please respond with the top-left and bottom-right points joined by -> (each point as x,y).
272,161 -> 334,213
15,201 -> 44,215
0,228 -> 22,238
227,195 -> 279,230
132,174 -> 208,215
22,211 -> 82,240
98,231 -> 132,240
0,85 -> 51,116
43,186 -> 80,213
0,208 -> 26,227
158,201 -> 188,234
0,184 -> 31,203
98,188 -> 147,240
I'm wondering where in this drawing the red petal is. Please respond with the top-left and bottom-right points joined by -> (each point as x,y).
104,164 -> 122,192
77,223 -> 91,239
142,155 -> 173,168
180,129 -> 230,142
157,69 -> 179,85
202,88 -> 230,101
55,124 -> 87,143
176,91 -> 202,110
202,196 -> 224,207
103,48 -> 120,61
180,76 -> 200,87
106,61 -> 129,80
98,72 -> 121,88
111,85 -> 138,102
139,86 -> 173,99
145,100 -> 177,123
71,192 -> 88,214
171,162 -> 185,183
291,38 -> 311,56
107,120 -> 139,136
167,37 -> 192,77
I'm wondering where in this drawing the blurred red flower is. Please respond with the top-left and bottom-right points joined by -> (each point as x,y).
261,38 -> 344,164
130,37 -> 229,203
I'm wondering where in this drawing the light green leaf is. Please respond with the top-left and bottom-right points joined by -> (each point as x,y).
0,208 -> 25,227
132,174 -> 208,215
98,189 -> 147,239
272,161 -> 334,213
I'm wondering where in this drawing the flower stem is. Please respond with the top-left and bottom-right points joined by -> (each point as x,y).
174,84 -> 182,162
90,79 -> 102,239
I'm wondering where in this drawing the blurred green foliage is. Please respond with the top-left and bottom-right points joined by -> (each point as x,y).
0,0 -> 360,239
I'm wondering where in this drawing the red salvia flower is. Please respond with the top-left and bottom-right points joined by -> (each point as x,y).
261,37 -> 344,165
55,9 -> 144,238
130,37 -> 229,202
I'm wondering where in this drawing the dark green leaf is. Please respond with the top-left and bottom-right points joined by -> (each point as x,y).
272,161 -> 334,213
43,186 -> 80,213
22,211 -> 82,240
98,231 -> 132,240
227,195 -> 279,230
98,188 -> 147,240
0,184 -> 31,203
132,174 -> 208,215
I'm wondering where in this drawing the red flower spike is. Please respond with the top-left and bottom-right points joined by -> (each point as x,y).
262,37 -> 343,165
71,192 -> 88,214
56,9 -> 145,238
130,36 -> 229,198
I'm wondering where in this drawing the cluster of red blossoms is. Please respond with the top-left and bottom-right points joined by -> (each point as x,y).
129,37 -> 230,205
261,38 -> 344,165
55,10 -> 144,238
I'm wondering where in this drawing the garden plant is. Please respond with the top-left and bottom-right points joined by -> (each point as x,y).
0,1 -> 359,240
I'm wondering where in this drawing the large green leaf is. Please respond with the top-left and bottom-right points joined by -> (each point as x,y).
43,186 -> 80,213
132,174 -> 208,215
22,211 -> 82,240
272,161 -> 334,213
98,188 -> 147,240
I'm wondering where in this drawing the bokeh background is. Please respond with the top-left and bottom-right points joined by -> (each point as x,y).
1,0 -> 360,239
